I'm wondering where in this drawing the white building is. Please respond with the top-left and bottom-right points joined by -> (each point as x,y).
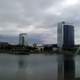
19,33 -> 28,46
57,22 -> 64,48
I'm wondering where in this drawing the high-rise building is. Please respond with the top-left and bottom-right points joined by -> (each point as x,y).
19,33 -> 28,46
57,22 -> 74,48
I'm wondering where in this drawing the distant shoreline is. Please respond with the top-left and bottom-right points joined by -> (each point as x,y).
0,49 -> 78,55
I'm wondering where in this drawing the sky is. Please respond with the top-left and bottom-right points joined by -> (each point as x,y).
0,0 -> 80,44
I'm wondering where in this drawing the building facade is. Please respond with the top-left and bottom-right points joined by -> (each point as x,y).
19,33 -> 28,46
57,22 -> 74,48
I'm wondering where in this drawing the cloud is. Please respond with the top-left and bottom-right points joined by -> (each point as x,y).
0,0 -> 79,44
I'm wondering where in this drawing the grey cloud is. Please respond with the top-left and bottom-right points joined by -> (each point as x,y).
0,0 -> 79,44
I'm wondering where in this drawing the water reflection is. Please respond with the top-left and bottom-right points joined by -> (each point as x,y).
16,54 -> 58,80
16,55 -> 27,80
0,54 -> 80,80
18,55 -> 26,69
64,55 -> 75,80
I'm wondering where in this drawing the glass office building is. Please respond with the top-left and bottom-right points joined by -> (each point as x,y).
57,22 -> 74,48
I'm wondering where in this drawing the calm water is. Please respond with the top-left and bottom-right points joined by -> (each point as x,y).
0,53 -> 79,80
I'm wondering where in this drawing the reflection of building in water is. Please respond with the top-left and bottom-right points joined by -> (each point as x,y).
58,55 -> 75,80
19,33 -> 28,46
64,55 -> 75,80
19,58 -> 24,68
18,56 -> 26,69
58,55 -> 64,80
16,56 -> 27,80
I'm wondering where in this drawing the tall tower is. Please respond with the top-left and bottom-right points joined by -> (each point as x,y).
57,21 -> 74,48
19,33 -> 28,46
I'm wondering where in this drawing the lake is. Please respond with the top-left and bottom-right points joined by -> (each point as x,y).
0,53 -> 79,80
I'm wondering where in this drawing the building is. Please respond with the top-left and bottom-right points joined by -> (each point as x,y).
0,42 -> 9,49
0,42 -> 9,46
57,22 -> 74,48
19,33 -> 28,46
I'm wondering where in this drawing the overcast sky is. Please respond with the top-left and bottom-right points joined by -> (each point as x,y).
0,0 -> 80,44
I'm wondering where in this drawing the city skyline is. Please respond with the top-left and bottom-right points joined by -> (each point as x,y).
0,0 -> 80,44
